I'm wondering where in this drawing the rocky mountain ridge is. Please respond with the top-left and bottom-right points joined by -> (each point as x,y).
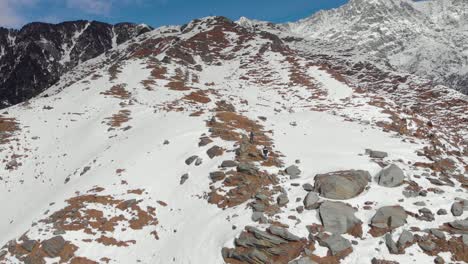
0,15 -> 466,263
0,20 -> 151,108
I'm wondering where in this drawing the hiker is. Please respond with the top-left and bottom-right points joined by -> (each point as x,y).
249,131 -> 255,144
262,146 -> 269,160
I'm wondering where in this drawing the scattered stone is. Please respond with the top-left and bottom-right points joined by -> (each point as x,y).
285,165 -> 301,179
451,201 -> 464,216
255,193 -> 268,201
251,212 -> 267,223
221,160 -> 237,168
21,240 -> 37,252
371,206 -> 408,229
195,157 -> 203,166
418,208 -> 435,222
295,159 -> 301,164
277,193 -> 289,207
209,171 -> 225,182
207,146 -> 224,159
268,226 -> 301,241
237,163 -> 258,175
41,236 -> 65,257
376,164 -> 405,188
434,256 -> 445,264
303,192 -> 320,210
413,201 -> 426,206
385,234 -> 398,254
318,234 -> 352,256
448,220 -> 468,231
185,155 -> 198,165
314,170 -> 371,200
163,140 -> 170,145
296,206 -> 304,213
302,183 -> 314,192
198,137 -> 213,147
419,240 -> 436,252
367,149 -> 389,159
397,230 -> 414,248
319,201 -> 362,236
252,202 -> 266,212
437,209 -> 448,215
180,173 -> 189,185
371,258 -> 398,264
430,229 -> 446,240
403,190 -> 419,198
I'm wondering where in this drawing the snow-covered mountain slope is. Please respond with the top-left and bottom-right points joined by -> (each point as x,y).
0,21 -> 152,108
0,16 -> 467,264
245,0 -> 468,95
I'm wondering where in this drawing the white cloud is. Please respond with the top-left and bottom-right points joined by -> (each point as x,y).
0,0 -> 39,28
66,0 -> 112,15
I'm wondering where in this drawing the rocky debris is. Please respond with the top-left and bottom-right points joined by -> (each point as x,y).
437,209 -> 448,215
385,234 -> 399,254
163,140 -> 170,145
42,236 -> 66,257
21,240 -> 37,252
251,212 -> 267,223
0,250 -> 6,259
319,201 -> 362,236
268,226 -> 301,241
180,173 -> 189,185
289,256 -> 317,264
366,149 -> 389,159
251,201 -> 266,212
417,208 -> 435,222
221,160 -> 238,168
236,162 -> 259,175
277,193 -> 289,207
255,193 -> 268,201
207,145 -> 224,159
371,206 -> 408,234
313,170 -> 371,200
318,234 -> 352,256
448,220 -> 468,231
185,155 -> 199,165
376,164 -> 405,188
397,230 -> 414,248
209,171 -> 226,182
199,137 -> 213,147
195,157 -> 203,166
303,192 -> 320,210
285,165 -> 301,179
302,183 -> 314,192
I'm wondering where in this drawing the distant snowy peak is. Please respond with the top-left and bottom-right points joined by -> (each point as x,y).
0,20 -> 152,108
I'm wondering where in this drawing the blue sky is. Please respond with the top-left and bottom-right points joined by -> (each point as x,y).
0,0 -> 348,29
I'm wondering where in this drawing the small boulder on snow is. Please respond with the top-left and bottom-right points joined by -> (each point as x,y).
207,145 -> 224,159
366,149 -> 388,159
277,193 -> 289,207
42,236 -> 66,257
371,206 -> 408,229
397,230 -> 414,248
319,201 -> 362,235
303,192 -> 320,210
180,173 -> 189,185
314,170 -> 371,200
375,164 -> 405,188
285,165 -> 301,179
318,234 -> 352,256
267,226 -> 301,241
185,155 -> 199,165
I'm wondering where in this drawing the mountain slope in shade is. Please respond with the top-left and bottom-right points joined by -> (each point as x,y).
0,20 -> 152,108
252,0 -> 468,95
0,16 -> 466,264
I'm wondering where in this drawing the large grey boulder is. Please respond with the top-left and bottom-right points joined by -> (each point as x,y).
285,165 -> 301,179
245,226 -> 287,245
376,164 -> 405,187
451,199 -> 467,216
42,236 -> 66,257
371,206 -> 408,229
304,192 -> 320,210
277,193 -> 289,207
251,212 -> 267,223
319,201 -> 362,235
314,170 -> 371,200
318,234 -> 352,256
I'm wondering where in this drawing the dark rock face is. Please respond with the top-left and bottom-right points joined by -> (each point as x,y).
0,20 -> 151,108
